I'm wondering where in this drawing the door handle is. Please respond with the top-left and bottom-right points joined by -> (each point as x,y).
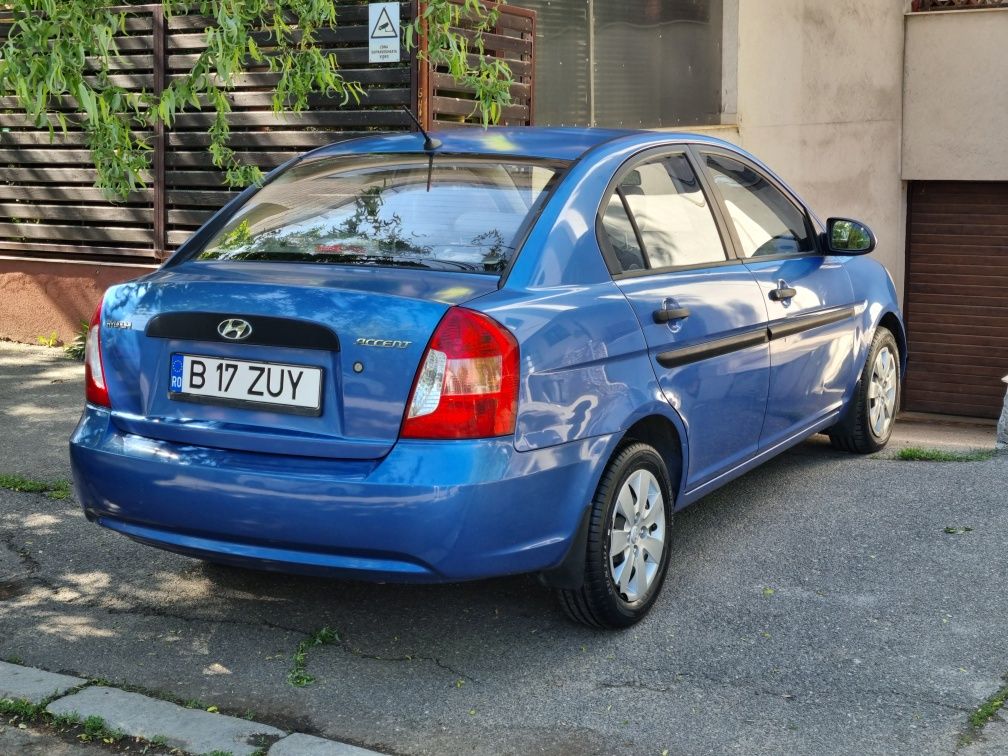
653,306 -> 691,324
769,283 -> 797,302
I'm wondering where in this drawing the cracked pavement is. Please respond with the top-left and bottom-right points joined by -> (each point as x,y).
1,341 -> 1007,755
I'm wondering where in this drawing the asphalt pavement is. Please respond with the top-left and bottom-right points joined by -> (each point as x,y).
0,341 -> 1006,755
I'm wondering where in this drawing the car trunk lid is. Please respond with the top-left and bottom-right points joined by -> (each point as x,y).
100,261 -> 497,459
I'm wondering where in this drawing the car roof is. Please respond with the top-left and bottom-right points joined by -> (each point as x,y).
307,126 -> 744,163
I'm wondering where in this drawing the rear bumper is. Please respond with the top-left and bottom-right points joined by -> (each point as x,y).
70,407 -> 611,582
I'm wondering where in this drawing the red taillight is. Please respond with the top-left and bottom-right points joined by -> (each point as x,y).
402,307 -> 519,439
84,299 -> 110,408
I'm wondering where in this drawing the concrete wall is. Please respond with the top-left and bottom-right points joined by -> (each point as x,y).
903,8 -> 1008,181
734,1 -> 909,297
0,260 -> 151,345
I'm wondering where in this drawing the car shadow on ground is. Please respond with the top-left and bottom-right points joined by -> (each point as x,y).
191,436 -> 851,630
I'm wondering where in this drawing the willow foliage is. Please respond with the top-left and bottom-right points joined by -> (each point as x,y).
0,0 -> 514,198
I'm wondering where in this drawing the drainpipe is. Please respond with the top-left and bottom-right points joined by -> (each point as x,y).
998,375 -> 1008,451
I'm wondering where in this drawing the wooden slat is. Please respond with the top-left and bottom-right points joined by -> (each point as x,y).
167,229 -> 198,246
168,131 -> 358,149
167,208 -> 214,226
226,87 -> 411,109
0,203 -> 153,224
165,189 -> 239,206
0,148 -> 99,165
0,185 -> 150,204
171,109 -> 413,129
166,49 -> 404,71
430,72 -> 530,99
431,95 -> 529,121
0,222 -> 153,244
164,2 -> 410,30
0,240 -> 157,260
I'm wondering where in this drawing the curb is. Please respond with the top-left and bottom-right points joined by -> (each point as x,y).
0,660 -> 381,755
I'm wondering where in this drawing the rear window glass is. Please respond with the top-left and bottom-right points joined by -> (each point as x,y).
194,155 -> 566,274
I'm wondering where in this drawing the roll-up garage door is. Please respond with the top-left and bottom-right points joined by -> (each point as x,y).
905,181 -> 1008,419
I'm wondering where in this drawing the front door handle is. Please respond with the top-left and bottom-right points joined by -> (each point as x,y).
769,282 -> 797,302
653,306 -> 691,324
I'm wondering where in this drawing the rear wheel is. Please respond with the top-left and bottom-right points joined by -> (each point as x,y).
556,443 -> 673,629
829,327 -> 900,454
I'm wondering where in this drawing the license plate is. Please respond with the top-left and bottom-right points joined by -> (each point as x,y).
169,353 -> 323,415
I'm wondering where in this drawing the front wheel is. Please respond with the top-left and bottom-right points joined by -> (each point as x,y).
556,443 -> 673,629
829,327 -> 900,454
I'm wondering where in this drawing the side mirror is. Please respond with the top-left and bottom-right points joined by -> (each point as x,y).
825,218 -> 876,255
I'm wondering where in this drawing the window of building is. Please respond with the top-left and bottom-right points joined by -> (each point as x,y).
519,0 -> 724,128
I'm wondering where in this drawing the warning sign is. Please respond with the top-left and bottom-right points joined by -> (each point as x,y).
368,2 -> 400,63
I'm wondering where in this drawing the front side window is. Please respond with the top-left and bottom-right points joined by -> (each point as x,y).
703,153 -> 816,258
195,156 -> 566,274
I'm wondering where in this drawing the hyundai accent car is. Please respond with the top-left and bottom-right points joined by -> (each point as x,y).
70,128 -> 905,629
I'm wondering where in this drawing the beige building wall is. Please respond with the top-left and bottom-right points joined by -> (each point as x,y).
903,8 -> 1008,181
733,1 -> 909,298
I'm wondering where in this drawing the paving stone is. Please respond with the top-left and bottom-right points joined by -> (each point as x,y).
269,732 -> 383,756
0,723 -> 108,755
46,686 -> 285,756
0,661 -> 85,705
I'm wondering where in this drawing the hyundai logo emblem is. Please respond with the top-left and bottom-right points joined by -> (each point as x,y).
217,318 -> 253,341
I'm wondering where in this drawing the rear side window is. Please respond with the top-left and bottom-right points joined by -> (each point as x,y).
601,194 -> 647,272
603,153 -> 727,273
703,153 -> 816,258
194,156 -> 566,274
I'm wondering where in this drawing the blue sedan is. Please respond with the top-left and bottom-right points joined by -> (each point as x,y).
70,128 -> 905,628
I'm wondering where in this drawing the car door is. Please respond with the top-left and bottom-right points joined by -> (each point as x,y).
600,149 -> 771,489
696,148 -> 858,449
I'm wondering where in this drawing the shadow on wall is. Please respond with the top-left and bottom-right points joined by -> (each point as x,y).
0,259 -> 152,345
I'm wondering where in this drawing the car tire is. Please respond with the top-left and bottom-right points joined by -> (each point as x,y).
829,327 -> 900,454
556,442 -> 673,629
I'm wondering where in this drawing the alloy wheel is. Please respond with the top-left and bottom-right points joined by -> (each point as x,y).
609,469 -> 666,603
869,345 -> 897,437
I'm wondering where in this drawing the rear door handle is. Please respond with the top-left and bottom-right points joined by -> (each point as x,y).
653,306 -> 691,324
769,283 -> 797,302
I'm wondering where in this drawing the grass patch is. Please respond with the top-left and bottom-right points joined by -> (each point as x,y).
0,695 -> 171,753
970,684 -> 1008,729
288,626 -> 339,687
960,681 -> 1008,746
895,447 -> 994,463
0,473 -> 71,500
78,713 -> 126,743
0,696 -> 44,718
64,320 -> 88,362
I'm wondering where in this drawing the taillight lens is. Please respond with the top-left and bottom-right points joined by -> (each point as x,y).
402,307 -> 519,439
84,299 -> 110,408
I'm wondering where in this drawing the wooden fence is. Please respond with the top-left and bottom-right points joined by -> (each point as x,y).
0,1 -> 534,265
420,1 -> 535,129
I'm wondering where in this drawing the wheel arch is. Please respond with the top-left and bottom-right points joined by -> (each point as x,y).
619,414 -> 686,506
537,404 -> 689,590
877,310 -> 908,373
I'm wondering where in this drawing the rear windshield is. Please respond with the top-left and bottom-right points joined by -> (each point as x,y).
194,155 -> 567,274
